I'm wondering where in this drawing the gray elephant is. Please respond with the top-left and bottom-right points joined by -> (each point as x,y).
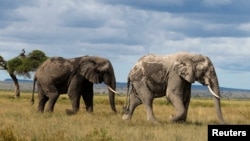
31,55 -> 117,115
122,52 -> 225,124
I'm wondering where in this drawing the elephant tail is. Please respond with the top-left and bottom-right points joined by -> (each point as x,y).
123,77 -> 131,112
31,77 -> 37,105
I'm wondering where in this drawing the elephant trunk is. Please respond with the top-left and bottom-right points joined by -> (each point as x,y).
107,78 -> 117,113
208,73 -> 225,124
103,65 -> 117,113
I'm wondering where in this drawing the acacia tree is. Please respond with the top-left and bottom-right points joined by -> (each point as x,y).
0,49 -> 47,98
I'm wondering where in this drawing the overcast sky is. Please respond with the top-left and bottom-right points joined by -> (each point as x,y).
0,0 -> 250,90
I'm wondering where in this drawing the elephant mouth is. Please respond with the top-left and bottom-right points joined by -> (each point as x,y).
197,78 -> 221,99
197,80 -> 206,86
198,77 -> 208,86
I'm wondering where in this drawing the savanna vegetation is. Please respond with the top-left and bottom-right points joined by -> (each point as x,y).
0,49 -> 47,97
0,90 -> 250,141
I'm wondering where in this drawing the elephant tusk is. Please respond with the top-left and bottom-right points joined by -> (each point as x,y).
108,86 -> 121,95
207,86 -> 220,99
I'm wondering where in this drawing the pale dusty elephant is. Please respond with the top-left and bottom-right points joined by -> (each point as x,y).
122,52 -> 225,124
31,55 -> 117,115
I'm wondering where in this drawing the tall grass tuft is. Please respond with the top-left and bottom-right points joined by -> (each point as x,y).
0,126 -> 18,141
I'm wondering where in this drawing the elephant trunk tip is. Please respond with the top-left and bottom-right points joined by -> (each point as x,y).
30,99 -> 34,105
107,86 -> 118,113
113,108 -> 117,113
208,86 -> 225,124
220,120 -> 226,125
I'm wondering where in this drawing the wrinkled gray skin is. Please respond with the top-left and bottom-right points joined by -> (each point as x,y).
122,52 -> 225,124
31,56 -> 117,115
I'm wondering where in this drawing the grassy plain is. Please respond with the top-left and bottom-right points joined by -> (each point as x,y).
0,90 -> 250,141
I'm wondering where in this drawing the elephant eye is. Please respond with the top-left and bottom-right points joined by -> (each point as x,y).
196,70 -> 203,76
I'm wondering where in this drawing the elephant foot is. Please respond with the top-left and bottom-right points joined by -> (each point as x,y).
122,114 -> 130,120
152,120 -> 160,125
65,109 -> 77,115
122,107 -> 129,115
147,117 -> 160,124
37,110 -> 44,114
169,114 -> 186,123
86,107 -> 93,113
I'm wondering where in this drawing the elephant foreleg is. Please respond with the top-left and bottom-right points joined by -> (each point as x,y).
66,76 -> 83,115
182,83 -> 191,121
167,75 -> 190,122
82,81 -> 94,112
168,93 -> 186,122
67,91 -> 81,115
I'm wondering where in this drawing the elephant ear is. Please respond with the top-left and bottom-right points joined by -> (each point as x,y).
80,57 -> 108,84
173,59 -> 195,83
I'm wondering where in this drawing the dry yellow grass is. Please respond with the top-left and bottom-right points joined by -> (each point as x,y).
0,91 -> 250,141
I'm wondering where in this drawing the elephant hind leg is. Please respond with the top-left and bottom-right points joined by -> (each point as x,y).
122,90 -> 142,121
38,93 -> 48,113
46,92 -> 60,113
136,86 -> 158,123
144,101 -> 159,124
37,86 -> 48,113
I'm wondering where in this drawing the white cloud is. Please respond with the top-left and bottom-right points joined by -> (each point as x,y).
202,0 -> 232,7
238,23 -> 250,32
0,0 -> 250,89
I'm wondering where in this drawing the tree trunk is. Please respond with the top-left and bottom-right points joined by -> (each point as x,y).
9,72 -> 20,98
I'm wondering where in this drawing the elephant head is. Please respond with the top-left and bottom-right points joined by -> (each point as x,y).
173,53 -> 225,124
78,56 -> 117,112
